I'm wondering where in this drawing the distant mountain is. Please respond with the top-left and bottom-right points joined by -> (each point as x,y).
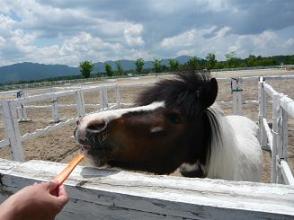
0,62 -> 79,84
0,56 -> 192,84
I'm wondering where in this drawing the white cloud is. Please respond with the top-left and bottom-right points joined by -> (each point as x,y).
161,26 -> 218,48
0,36 -> 5,47
159,26 -> 294,60
25,32 -> 125,66
202,0 -> 236,12
124,24 -> 144,47
0,0 -> 293,66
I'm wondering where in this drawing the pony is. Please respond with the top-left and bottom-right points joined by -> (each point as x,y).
74,72 -> 262,182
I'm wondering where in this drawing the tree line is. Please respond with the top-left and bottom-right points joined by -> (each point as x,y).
3,53 -> 292,87
80,53 -> 294,78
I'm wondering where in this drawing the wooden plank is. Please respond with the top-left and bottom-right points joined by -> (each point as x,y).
51,91 -> 60,123
21,118 -> 75,141
1,101 -> 24,161
0,139 -> 10,149
115,85 -> 121,108
99,87 -> 108,110
280,108 -> 288,160
258,79 -> 268,150
16,90 -> 77,104
231,78 -> 243,115
280,160 -> 294,185
264,83 -> 279,98
279,95 -> 294,118
271,94 -> 280,183
264,75 -> 294,80
1,159 -> 294,220
75,90 -> 85,117
262,118 -> 273,152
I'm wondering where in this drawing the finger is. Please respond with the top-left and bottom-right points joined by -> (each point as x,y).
53,185 -> 69,207
46,181 -> 59,192
57,185 -> 69,202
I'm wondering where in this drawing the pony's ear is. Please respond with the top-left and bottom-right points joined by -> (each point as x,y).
200,78 -> 218,108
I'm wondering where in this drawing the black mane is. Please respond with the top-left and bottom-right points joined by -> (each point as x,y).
135,71 -> 221,176
135,71 -> 213,119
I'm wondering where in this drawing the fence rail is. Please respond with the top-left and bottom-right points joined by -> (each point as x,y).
258,77 -> 294,185
1,158 -> 294,220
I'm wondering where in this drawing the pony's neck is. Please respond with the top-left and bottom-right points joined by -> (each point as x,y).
204,106 -> 239,180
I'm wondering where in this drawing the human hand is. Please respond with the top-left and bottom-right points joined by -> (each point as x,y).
0,181 -> 69,220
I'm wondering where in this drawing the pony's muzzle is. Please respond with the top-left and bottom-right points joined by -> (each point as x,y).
74,119 -> 108,147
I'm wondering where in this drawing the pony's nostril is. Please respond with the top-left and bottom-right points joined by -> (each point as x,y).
86,121 -> 107,133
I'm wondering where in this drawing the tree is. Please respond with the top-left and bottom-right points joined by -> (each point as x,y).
116,62 -> 124,75
153,59 -> 162,73
206,53 -> 217,69
246,55 -> 257,66
187,56 -> 201,70
135,58 -> 144,74
80,61 -> 94,78
105,63 -> 113,77
169,59 -> 179,71
225,51 -> 241,68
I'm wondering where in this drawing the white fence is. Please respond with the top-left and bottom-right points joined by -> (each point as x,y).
0,75 -> 294,219
230,75 -> 294,185
1,158 -> 294,220
258,77 -> 294,185
0,75 -> 293,184
0,84 -> 124,161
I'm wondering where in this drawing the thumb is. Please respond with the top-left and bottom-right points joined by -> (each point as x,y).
46,181 -> 60,194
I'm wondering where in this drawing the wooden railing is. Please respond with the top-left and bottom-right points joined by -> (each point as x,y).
258,77 -> 294,185
0,158 -> 294,220
1,75 -> 294,219
0,75 -> 293,185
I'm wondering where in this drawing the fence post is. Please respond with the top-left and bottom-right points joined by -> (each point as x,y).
271,93 -> 283,183
16,90 -> 29,122
258,77 -> 268,150
76,90 -> 85,117
231,77 -> 243,115
280,107 -> 288,161
1,100 -> 25,161
115,85 -> 121,108
51,89 -> 60,123
276,98 -> 288,184
100,87 -> 108,111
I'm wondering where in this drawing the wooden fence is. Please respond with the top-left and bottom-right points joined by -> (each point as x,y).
0,75 -> 293,184
0,158 -> 294,220
0,82 -> 152,160
258,77 -> 294,185
1,75 -> 294,219
230,75 -> 294,184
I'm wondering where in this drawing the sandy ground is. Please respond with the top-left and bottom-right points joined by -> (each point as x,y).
0,68 -> 293,183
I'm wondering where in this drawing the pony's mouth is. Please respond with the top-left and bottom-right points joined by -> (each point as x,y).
79,141 -> 113,167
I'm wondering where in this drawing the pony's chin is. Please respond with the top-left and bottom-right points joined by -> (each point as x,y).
91,158 -> 107,167
81,148 -> 108,167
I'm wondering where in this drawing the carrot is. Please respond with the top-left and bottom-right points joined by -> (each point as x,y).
53,153 -> 84,185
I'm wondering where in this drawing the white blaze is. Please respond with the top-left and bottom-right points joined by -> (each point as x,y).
79,101 -> 165,132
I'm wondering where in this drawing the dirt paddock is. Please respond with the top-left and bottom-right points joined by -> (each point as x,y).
0,69 -> 293,183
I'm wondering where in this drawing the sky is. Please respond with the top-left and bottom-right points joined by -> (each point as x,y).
0,0 -> 293,67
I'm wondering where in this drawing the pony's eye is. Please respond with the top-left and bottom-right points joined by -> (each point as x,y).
166,113 -> 182,124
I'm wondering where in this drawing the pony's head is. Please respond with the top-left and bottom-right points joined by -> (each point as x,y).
74,72 -> 218,174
